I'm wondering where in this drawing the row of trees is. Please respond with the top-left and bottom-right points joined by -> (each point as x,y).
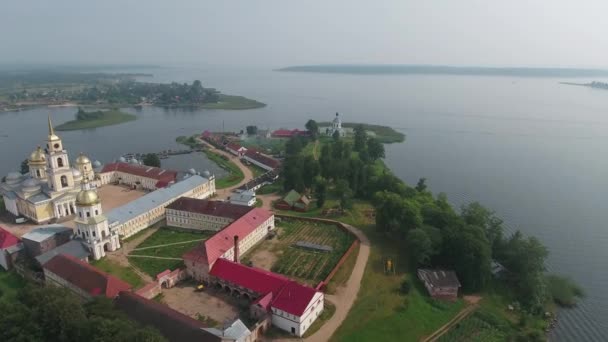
72,80 -> 220,105
282,123 -> 387,210
374,179 -> 552,312
0,285 -> 166,342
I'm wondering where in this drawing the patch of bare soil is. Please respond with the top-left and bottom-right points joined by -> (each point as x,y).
162,284 -> 241,325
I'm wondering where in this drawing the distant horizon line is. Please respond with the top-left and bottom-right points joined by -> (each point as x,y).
277,64 -> 608,77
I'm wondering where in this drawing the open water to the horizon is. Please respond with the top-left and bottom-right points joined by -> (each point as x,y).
0,66 -> 606,341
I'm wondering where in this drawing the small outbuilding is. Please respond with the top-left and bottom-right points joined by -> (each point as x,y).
417,269 -> 461,301
230,190 -> 257,207
275,190 -> 310,212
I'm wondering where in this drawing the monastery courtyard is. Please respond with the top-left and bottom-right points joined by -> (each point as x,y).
0,184 -> 146,236
161,282 -> 241,326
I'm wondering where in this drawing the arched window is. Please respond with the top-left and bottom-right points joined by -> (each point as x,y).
60,175 -> 68,187
36,170 -> 41,177
57,158 -> 64,167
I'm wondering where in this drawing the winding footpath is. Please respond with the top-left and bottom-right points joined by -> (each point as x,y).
304,223 -> 370,342
196,138 -> 254,199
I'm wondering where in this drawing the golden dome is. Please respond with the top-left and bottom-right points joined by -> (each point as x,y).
76,188 -> 100,206
76,153 -> 91,165
29,146 -> 46,163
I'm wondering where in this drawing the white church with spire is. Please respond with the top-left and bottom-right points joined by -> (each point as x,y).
0,115 -> 96,224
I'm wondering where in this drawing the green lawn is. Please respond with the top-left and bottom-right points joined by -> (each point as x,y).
202,150 -> 244,189
304,301 -> 337,338
246,163 -> 267,178
90,258 -> 145,289
133,228 -> 208,249
55,109 -> 136,131
201,94 -> 266,110
257,181 -> 283,195
0,271 -> 26,302
330,226 -> 465,341
128,228 -> 212,277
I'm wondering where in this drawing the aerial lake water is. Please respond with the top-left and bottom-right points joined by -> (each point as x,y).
1,66 -> 607,341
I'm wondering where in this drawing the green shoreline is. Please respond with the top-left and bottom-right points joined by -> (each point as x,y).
55,109 -> 137,131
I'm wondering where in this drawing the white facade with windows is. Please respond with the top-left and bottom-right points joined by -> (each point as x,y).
270,292 -> 324,337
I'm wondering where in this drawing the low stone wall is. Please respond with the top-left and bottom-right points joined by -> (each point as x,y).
274,214 -> 360,290
136,282 -> 161,299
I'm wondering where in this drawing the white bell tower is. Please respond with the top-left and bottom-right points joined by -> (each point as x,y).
45,115 -> 75,192
74,179 -> 121,260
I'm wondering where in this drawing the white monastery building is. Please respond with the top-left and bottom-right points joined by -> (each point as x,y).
1,115 -> 94,223
180,200 -> 324,337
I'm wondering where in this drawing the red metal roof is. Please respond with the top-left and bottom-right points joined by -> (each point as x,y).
226,142 -> 245,152
271,280 -> 318,316
0,227 -> 20,249
167,198 -> 254,220
209,259 -> 318,316
101,162 -> 178,187
243,149 -> 281,169
183,208 -> 273,266
210,258 -> 289,296
271,129 -> 311,138
43,254 -> 131,298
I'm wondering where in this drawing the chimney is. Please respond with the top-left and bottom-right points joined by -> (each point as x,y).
233,235 -> 240,263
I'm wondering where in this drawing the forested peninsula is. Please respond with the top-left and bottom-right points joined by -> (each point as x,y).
0,70 -> 265,112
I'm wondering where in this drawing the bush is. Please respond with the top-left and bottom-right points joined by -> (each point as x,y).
546,274 -> 585,307
400,279 -> 411,294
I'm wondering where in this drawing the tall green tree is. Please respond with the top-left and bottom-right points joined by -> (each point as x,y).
415,178 -> 428,192
407,228 -> 434,266
305,119 -> 319,139
332,130 -> 341,141
441,224 -> 492,291
315,177 -> 327,208
367,137 -> 385,160
246,125 -> 258,135
142,154 -> 161,168
353,124 -> 367,152
20,159 -> 29,174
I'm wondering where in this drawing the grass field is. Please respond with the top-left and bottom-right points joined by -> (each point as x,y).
0,271 -> 26,302
128,228 -> 211,277
258,219 -> 355,285
304,301 -> 337,338
201,94 -> 266,110
202,150 -> 244,189
90,258 -> 145,289
437,309 -> 513,342
302,200 -> 466,342
55,109 -> 136,131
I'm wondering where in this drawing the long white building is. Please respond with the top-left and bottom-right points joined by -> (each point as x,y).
107,175 -> 216,239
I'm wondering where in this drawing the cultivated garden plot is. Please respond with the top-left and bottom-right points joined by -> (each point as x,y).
255,219 -> 355,285
128,228 -> 212,276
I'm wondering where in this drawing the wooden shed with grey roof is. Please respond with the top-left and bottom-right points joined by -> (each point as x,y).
417,268 -> 461,301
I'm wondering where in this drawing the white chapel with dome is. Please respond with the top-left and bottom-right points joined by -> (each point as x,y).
0,115 -> 96,224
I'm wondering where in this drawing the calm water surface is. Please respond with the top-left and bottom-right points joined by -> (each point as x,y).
1,66 -> 607,341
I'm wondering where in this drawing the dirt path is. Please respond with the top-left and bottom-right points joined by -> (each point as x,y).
312,140 -> 320,160
131,239 -> 206,251
302,223 -> 370,342
197,139 -> 254,199
421,303 -> 479,342
257,193 -> 281,210
105,226 -> 160,283
127,255 -> 182,260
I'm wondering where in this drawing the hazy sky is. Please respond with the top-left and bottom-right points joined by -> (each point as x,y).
2,0 -> 608,68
